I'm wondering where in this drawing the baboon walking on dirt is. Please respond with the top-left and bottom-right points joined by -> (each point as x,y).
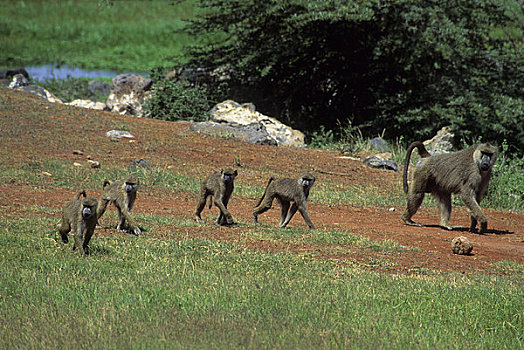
195,168 -> 238,226
402,141 -> 497,234
98,176 -> 141,235
253,172 -> 316,229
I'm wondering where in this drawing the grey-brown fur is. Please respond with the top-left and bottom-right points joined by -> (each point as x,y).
195,168 -> 238,226
98,176 -> 141,235
57,190 -> 98,255
402,142 -> 497,234
253,172 -> 316,229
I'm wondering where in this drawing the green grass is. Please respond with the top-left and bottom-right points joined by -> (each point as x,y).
1,216 -> 523,349
0,0 -> 199,71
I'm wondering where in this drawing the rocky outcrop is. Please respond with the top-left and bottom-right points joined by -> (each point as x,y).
190,121 -> 278,146
106,74 -> 152,117
9,74 -> 63,103
423,126 -> 454,154
199,100 -> 305,147
67,99 -> 108,110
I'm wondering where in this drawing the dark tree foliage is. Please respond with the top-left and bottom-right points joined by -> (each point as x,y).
179,0 -> 523,152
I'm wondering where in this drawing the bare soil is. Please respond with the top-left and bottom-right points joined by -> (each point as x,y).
1,88 -> 522,275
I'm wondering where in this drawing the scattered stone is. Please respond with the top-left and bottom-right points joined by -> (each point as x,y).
106,74 -> 152,117
73,162 -> 83,167
106,130 -> 135,139
9,74 -> 63,103
363,156 -> 399,172
451,236 -> 473,255
88,160 -> 101,168
8,74 -> 29,88
41,171 -> 52,177
336,156 -> 360,161
67,99 -> 108,110
388,207 -> 395,212
423,126 -> 454,155
367,137 -> 391,152
128,158 -> 151,170
72,150 -> 84,155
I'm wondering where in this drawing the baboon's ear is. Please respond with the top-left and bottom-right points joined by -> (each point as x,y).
220,169 -> 224,175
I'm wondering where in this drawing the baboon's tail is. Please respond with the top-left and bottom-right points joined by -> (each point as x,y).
403,141 -> 431,194
255,177 -> 275,207
74,190 -> 87,200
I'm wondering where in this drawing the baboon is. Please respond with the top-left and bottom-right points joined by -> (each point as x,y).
253,172 -> 316,229
97,176 -> 141,235
195,168 -> 238,226
57,190 -> 98,255
402,141 -> 497,234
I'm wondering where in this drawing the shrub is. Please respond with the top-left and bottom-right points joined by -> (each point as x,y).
180,0 -> 524,154
144,80 -> 210,122
484,141 -> 524,212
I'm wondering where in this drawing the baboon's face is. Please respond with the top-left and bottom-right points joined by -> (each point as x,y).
81,198 -> 98,219
301,176 -> 315,189
125,181 -> 139,193
479,152 -> 494,171
221,169 -> 238,183
82,204 -> 96,219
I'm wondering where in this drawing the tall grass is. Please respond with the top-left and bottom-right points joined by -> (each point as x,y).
1,216 -> 522,349
1,1 -> 198,71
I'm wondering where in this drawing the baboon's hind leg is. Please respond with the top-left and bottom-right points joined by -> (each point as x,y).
402,192 -> 425,227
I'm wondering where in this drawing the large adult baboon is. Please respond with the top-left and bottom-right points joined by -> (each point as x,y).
195,168 -> 238,226
253,172 -> 316,229
98,176 -> 141,235
57,190 -> 98,255
401,141 -> 497,234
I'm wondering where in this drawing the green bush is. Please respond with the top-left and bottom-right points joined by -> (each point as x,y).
144,80 -> 210,122
308,125 -> 335,149
180,0 -> 524,154
485,141 -> 524,212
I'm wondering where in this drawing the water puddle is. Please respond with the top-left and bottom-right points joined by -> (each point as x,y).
25,64 -> 147,81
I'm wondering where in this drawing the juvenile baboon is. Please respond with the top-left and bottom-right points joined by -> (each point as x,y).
97,176 -> 141,235
253,172 -> 316,229
57,190 -> 98,255
195,168 -> 238,226
402,141 -> 497,234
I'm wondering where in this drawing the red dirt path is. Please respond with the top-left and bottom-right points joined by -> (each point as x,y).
1,88 -> 522,275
